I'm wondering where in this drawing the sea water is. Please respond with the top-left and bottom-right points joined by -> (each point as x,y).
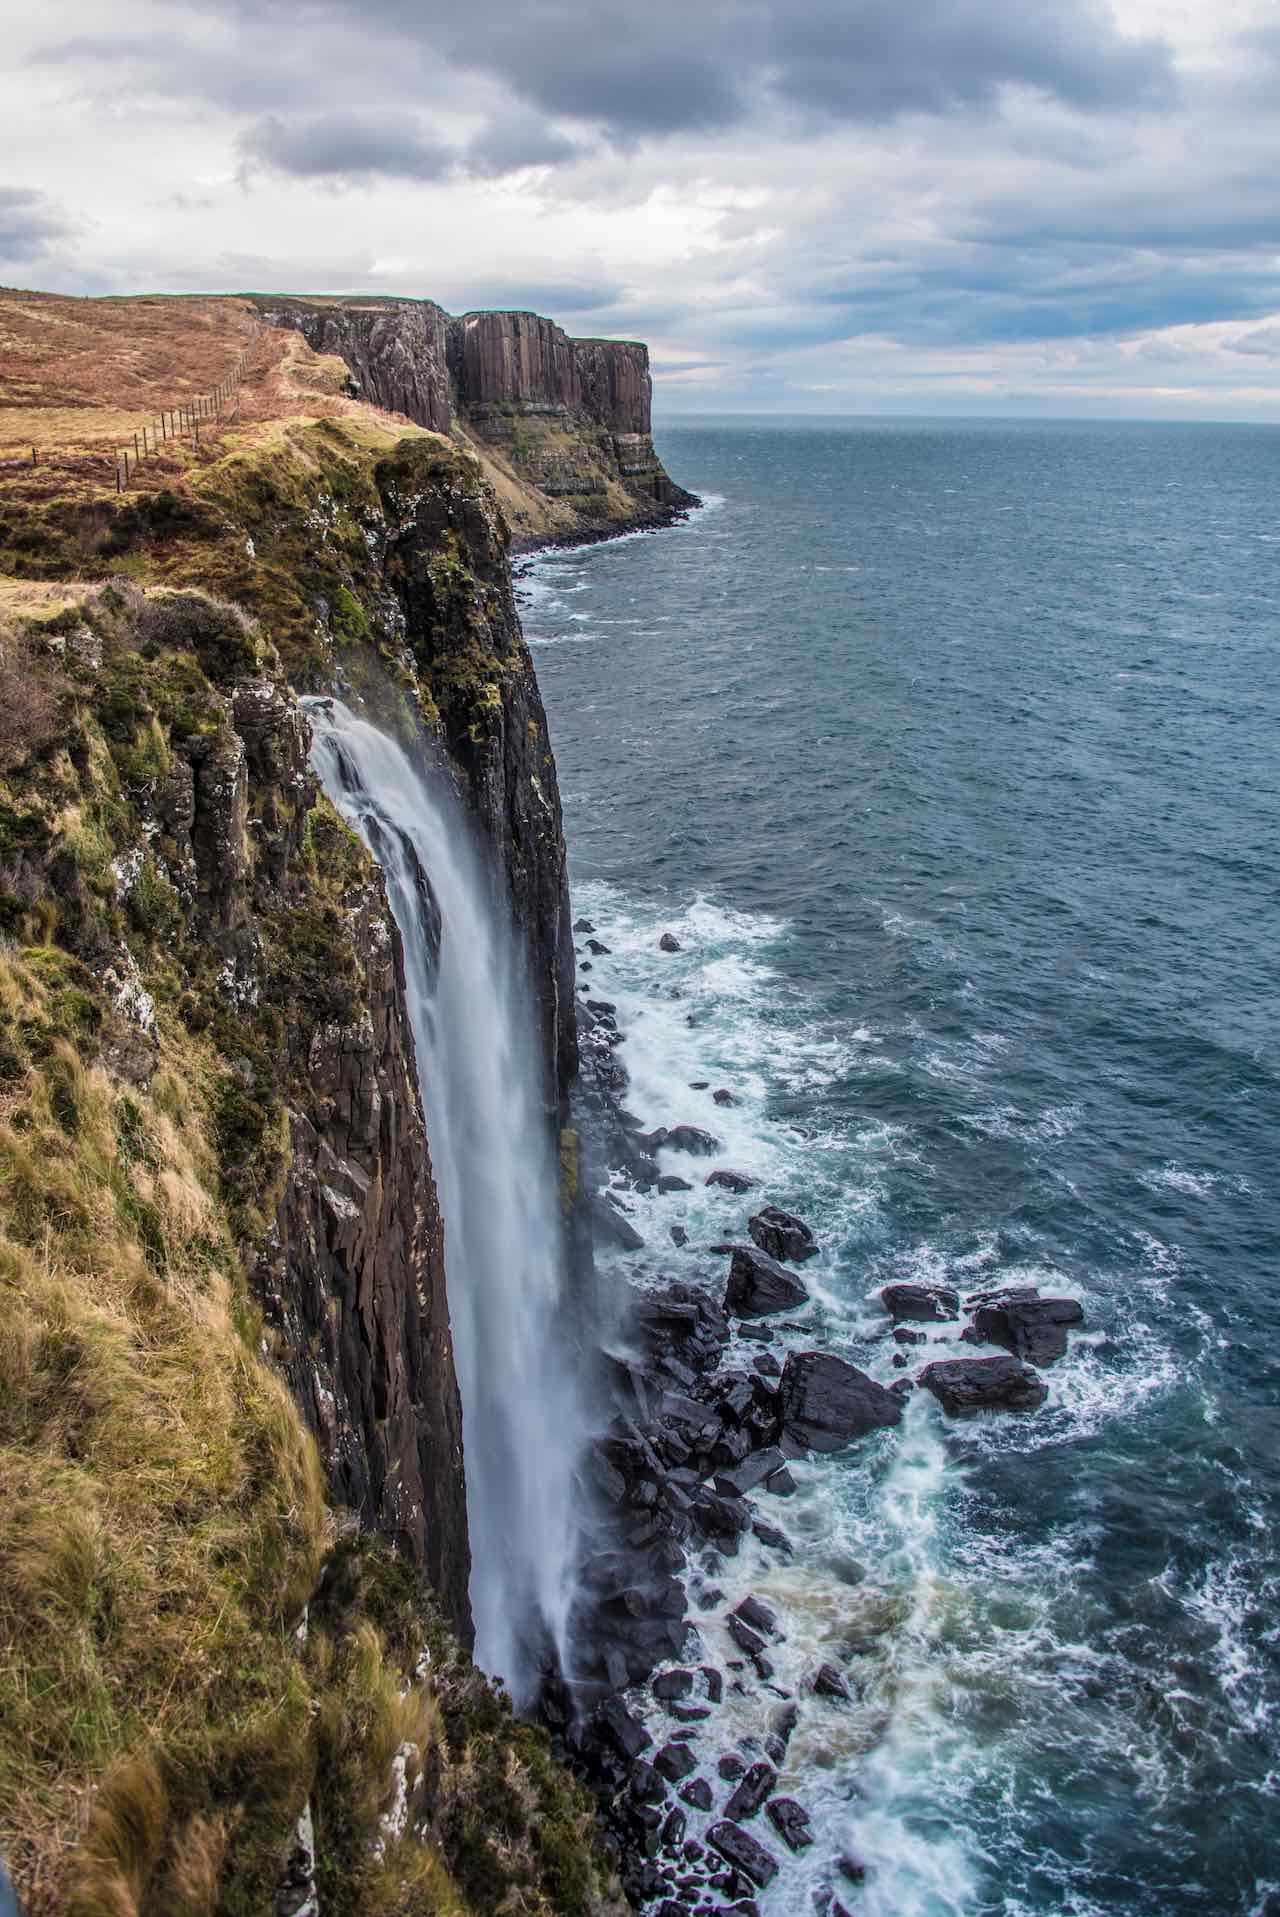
519,419 -> 1280,1914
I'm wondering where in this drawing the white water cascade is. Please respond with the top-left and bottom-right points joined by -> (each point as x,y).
306,698 -> 584,1702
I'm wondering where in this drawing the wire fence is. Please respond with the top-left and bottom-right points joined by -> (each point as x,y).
0,340 -> 257,485
112,343 -> 252,490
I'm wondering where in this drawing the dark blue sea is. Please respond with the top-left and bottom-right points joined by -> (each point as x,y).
518,418 -> 1280,1917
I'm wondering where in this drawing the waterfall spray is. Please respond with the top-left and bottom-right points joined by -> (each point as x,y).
307,698 -> 584,1703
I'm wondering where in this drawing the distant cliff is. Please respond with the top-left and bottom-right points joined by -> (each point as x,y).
255,296 -> 698,549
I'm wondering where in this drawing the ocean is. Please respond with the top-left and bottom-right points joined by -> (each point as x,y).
518,417 -> 1280,1916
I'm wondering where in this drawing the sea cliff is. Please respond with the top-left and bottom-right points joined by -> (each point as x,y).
254,296 -> 697,550
0,289 -> 628,1916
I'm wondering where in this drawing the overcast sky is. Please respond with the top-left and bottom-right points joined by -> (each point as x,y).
6,0 -> 1280,417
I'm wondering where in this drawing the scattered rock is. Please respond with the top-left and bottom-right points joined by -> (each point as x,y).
726,1246 -> 809,1319
765,1465 -> 797,1497
724,1761 -> 777,1822
658,1173 -> 694,1193
666,1124 -> 723,1156
655,1742 -> 699,1785
660,932 -> 682,952
713,1447 -> 786,1500
748,1206 -> 819,1264
919,1355 -> 1048,1415
728,1616 -> 768,1659
587,938 -> 612,955
689,1080 -> 709,1089
671,1225 -> 689,1248
706,1822 -> 779,1889
812,1663 -> 851,1701
778,1352 -> 902,1451
593,1190 -> 646,1250
718,1754 -> 746,1780
596,1698 -> 653,1761
836,1853 -> 869,1884
732,1595 -> 779,1639
964,1294 -> 1084,1367
573,918 -> 595,933
654,1668 -> 695,1701
893,1325 -> 927,1346
765,1798 -> 814,1852
679,1777 -> 714,1811
881,1282 -> 960,1322
712,1087 -> 737,1106
706,1169 -> 759,1193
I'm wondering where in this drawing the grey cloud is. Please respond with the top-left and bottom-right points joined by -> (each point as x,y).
238,112 -> 454,182
75,0 -> 1173,142
0,186 -> 70,260
464,110 -> 582,177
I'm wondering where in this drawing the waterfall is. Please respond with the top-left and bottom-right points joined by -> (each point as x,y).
306,698 -> 583,1703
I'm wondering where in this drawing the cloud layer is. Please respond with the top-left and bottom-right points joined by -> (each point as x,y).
5,0 -> 1280,416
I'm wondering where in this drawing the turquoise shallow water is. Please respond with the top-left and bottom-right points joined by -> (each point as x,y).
520,418 -> 1280,1915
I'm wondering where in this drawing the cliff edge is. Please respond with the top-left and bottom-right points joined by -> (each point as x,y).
254,295 -> 698,550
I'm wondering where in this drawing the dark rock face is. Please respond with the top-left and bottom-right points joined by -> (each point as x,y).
259,297 -> 698,547
725,1246 -> 809,1318
881,1282 -> 960,1322
778,1352 -> 902,1452
748,1205 -> 818,1264
920,1355 -> 1049,1415
965,1294 -> 1084,1366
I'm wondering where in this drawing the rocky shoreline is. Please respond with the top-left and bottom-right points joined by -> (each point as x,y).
556,919 -> 1088,1914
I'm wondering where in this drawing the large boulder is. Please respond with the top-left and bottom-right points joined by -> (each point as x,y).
965,1293 -> 1084,1367
919,1355 -> 1048,1416
706,1168 -> 759,1193
706,1821 -> 779,1888
749,1205 -> 818,1264
725,1246 -> 809,1318
880,1282 -> 959,1322
779,1352 -> 902,1451
665,1124 -> 721,1156
593,1191 -> 645,1250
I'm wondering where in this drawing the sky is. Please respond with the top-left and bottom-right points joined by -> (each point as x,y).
5,0 -> 1280,418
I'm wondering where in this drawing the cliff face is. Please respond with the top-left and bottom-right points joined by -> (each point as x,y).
257,296 -> 698,550
0,388 -> 619,1909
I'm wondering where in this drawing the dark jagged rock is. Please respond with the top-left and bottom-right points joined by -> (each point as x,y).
728,1616 -> 767,1659
706,1169 -> 760,1193
725,1246 -> 809,1319
920,1355 -> 1049,1415
659,932 -> 682,952
713,1087 -> 736,1106
765,1464 -> 797,1496
596,1699 -> 653,1761
751,1516 -> 791,1553
662,1806 -> 687,1850
655,1742 -> 699,1785
593,1190 -> 646,1249
732,1595 -> 779,1639
587,937 -> 612,955
654,1668 -> 696,1700
893,1325 -> 927,1346
748,1206 -> 818,1264
881,1282 -> 960,1322
671,1225 -> 689,1248
679,1777 -> 714,1811
765,1798 -> 814,1852
658,1173 -> 694,1193
713,1447 -> 786,1499
718,1753 -> 746,1780
706,1823 -> 779,1889
778,1352 -> 902,1451
666,1124 -> 723,1156
813,1663 -> 852,1700
723,1761 -> 777,1822
573,916 -> 595,933
965,1294 -> 1084,1366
